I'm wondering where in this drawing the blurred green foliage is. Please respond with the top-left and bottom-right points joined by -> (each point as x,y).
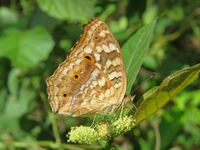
0,0 -> 199,149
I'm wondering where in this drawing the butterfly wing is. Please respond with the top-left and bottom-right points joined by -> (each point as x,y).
46,19 -> 127,116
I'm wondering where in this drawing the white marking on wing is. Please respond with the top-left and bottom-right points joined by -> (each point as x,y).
109,43 -> 116,51
102,44 -> 111,53
105,60 -> 112,69
93,52 -> 100,61
99,30 -> 106,37
98,77 -> 106,87
108,71 -> 122,80
95,63 -> 101,69
84,47 -> 92,53
112,58 -> 121,66
114,82 -> 123,89
104,89 -> 111,97
96,46 -> 102,53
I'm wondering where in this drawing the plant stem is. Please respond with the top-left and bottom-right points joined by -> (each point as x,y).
0,140 -> 98,150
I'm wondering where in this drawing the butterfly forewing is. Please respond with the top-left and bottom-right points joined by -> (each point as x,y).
46,18 -> 127,116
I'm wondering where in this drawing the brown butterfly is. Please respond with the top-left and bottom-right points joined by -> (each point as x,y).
46,18 -> 129,116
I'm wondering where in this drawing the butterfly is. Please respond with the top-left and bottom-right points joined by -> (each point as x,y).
46,18 -> 130,117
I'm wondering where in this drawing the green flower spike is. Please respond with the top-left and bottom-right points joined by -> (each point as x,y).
67,126 -> 99,144
110,116 -> 136,136
95,123 -> 109,138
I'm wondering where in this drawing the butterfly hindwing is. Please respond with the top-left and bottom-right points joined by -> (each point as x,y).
46,19 -> 127,116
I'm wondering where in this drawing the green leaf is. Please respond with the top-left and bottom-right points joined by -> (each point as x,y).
142,5 -> 158,24
0,26 -> 54,68
37,0 -> 97,22
0,88 -> 7,111
5,78 -> 35,120
134,63 -> 200,124
0,78 -> 35,130
159,110 -> 183,149
0,6 -> 18,26
7,68 -> 21,95
122,21 -> 156,95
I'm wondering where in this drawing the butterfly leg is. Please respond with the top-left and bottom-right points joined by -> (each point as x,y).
119,96 -> 135,118
90,113 -> 98,127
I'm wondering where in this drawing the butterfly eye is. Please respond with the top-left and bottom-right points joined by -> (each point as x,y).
74,74 -> 80,79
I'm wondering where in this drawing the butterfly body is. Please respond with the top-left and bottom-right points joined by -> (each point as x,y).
46,19 -> 127,116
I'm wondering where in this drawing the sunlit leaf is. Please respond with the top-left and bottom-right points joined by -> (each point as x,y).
37,0 -> 97,22
0,7 -> 18,26
122,21 -> 156,95
134,63 -> 200,124
0,26 -> 54,68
